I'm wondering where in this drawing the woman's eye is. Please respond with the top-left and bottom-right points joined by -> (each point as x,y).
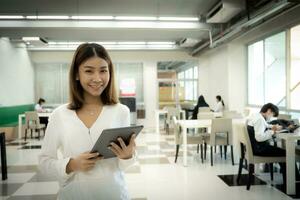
85,70 -> 92,73
101,70 -> 108,73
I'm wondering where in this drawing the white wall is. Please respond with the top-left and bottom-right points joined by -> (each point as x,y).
30,50 -> 197,128
198,45 -> 230,110
0,38 -> 35,106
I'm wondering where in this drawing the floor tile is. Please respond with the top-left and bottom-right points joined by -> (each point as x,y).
139,157 -> 170,164
12,182 -> 59,196
217,174 -> 267,187
7,194 -> 57,200
0,183 -> 23,196
7,166 -> 38,173
0,173 -> 35,184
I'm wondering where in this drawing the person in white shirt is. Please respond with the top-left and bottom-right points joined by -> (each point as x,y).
35,98 -> 48,126
39,43 -> 136,200
247,103 -> 283,156
35,98 -> 46,112
214,95 -> 224,112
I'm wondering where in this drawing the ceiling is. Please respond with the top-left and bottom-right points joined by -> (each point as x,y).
0,0 -> 219,17
0,0 -> 219,45
157,61 -> 196,71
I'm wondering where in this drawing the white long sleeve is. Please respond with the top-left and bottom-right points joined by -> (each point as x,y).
215,102 -> 224,112
38,110 -> 75,184
248,113 -> 274,142
38,103 -> 136,198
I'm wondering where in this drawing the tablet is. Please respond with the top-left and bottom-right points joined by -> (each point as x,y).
90,125 -> 143,159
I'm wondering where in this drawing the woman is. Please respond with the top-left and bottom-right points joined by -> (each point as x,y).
35,98 -> 48,126
192,95 -> 210,119
214,95 -> 225,112
39,43 -> 136,200
35,98 -> 46,112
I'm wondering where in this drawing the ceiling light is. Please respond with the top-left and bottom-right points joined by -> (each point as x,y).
71,16 -> 114,20
0,15 -> 24,19
115,16 -> 157,21
26,16 -> 37,19
117,42 -> 146,45
22,37 -> 40,41
37,16 -> 69,19
147,41 -> 175,45
158,17 -> 199,21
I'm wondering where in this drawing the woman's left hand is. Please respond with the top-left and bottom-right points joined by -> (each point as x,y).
109,134 -> 136,159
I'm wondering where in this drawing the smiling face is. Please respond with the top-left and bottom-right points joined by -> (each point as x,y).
77,56 -> 110,98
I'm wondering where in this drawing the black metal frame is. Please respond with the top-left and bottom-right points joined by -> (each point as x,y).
0,132 -> 7,180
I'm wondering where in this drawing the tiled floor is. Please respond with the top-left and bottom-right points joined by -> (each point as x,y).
1,128 -> 299,200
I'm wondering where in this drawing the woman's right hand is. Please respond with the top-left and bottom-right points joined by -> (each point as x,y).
66,152 -> 103,174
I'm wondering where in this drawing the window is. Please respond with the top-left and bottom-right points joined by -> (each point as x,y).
247,32 -> 286,106
35,62 -> 144,105
35,63 -> 69,104
178,66 -> 198,101
290,25 -> 300,110
114,63 -> 144,104
248,25 -> 300,116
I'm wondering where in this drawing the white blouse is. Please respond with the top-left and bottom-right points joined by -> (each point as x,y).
39,103 -> 136,200
214,101 -> 224,112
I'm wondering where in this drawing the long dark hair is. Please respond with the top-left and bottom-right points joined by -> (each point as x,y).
216,95 -> 225,107
197,95 -> 209,107
68,43 -> 118,110
192,95 -> 209,119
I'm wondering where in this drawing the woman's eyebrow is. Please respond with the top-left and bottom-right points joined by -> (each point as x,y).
83,65 -> 108,69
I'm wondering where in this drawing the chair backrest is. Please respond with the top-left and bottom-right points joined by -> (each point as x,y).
198,107 -> 211,113
25,111 -> 40,128
236,121 -> 254,163
243,108 -> 250,117
210,118 -> 232,145
223,110 -> 240,119
164,107 -> 181,124
278,114 -> 292,120
197,112 -> 214,120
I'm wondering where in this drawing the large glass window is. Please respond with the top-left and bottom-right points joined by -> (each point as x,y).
35,62 -> 144,104
248,32 -> 286,106
35,63 -> 69,104
290,25 -> 300,110
178,66 -> 198,101
264,32 -> 286,106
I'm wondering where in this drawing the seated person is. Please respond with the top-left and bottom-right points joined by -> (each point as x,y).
35,98 -> 48,127
213,95 -> 225,112
247,103 -> 284,156
192,95 -> 210,119
247,103 -> 300,182
35,98 -> 46,112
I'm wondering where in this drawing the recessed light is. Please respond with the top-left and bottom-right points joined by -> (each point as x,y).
0,15 -> 24,19
115,16 -> 157,21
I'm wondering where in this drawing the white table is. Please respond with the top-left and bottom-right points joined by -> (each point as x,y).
177,118 -> 245,167
155,109 -> 185,134
177,120 -> 212,166
18,112 -> 52,139
277,131 -> 300,195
